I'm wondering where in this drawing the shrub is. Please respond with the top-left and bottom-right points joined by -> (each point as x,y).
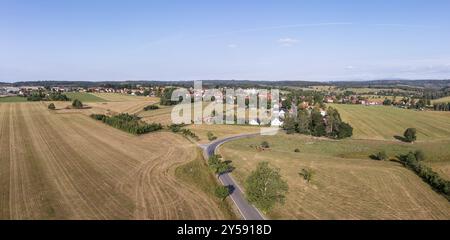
375,151 -> 388,161
168,123 -> 185,133
143,105 -> 159,111
181,129 -> 200,141
294,148 -> 300,153
207,131 -> 217,141
299,168 -> 314,182
48,92 -> 70,101
72,99 -> 83,109
261,141 -> 270,149
48,103 -> 56,110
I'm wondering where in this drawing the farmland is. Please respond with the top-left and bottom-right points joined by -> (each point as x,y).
0,96 -> 28,102
432,96 -> 450,104
0,102 -> 233,219
91,93 -> 153,102
219,133 -> 450,219
330,104 -> 450,140
65,92 -> 107,102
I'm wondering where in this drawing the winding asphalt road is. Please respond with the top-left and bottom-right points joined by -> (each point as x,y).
200,134 -> 265,220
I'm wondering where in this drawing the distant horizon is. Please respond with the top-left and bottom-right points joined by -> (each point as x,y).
2,78 -> 450,84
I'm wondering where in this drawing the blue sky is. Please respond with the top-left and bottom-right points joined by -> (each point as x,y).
1,0 -> 450,82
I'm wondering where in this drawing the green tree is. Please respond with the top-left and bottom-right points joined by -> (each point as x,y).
282,115 -> 297,134
403,128 -> 417,143
160,87 -> 179,106
414,150 -> 426,161
72,99 -> 83,109
48,103 -> 56,110
245,162 -> 288,213
337,122 -> 353,139
214,186 -> 230,200
296,109 -> 311,134
310,109 -> 326,137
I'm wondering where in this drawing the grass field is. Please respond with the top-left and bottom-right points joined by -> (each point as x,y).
219,133 -> 450,219
0,96 -> 28,102
65,92 -> 107,102
432,96 -> 450,104
330,104 -> 450,141
91,93 -> 155,102
0,102 -> 233,219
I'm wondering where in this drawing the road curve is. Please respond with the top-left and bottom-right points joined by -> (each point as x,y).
200,134 -> 265,220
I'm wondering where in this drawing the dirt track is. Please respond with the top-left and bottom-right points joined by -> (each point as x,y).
0,103 -> 225,219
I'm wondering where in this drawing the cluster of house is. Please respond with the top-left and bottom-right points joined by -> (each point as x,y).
324,96 -> 382,106
0,86 -> 44,96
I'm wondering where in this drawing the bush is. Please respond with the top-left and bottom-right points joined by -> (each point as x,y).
48,103 -> 56,110
299,168 -> 314,182
403,128 -> 417,142
72,99 -> 83,109
294,148 -> 300,153
143,105 -> 159,111
261,141 -> 270,149
375,151 -> 388,161
48,92 -> 70,101
214,186 -> 230,200
168,123 -> 185,133
181,129 -> 200,141
207,132 -> 217,141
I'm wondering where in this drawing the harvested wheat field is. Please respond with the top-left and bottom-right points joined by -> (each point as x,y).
219,133 -> 450,220
330,104 -> 450,141
0,102 -> 231,220
91,93 -> 155,102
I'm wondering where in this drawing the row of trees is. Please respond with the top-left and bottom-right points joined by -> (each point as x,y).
399,151 -> 449,200
168,123 -> 200,141
27,92 -> 70,101
433,102 -> 450,111
90,113 -> 162,135
160,88 -> 180,106
283,107 -> 353,139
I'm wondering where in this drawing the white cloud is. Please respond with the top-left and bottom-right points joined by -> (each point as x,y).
278,38 -> 299,46
345,65 -> 355,70
227,44 -> 238,48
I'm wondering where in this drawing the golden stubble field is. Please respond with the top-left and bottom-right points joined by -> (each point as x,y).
0,102 -> 230,219
219,133 -> 450,220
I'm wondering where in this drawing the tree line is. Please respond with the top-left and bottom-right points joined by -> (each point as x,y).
399,151 -> 449,201
90,113 -> 162,135
283,106 -> 353,139
433,102 -> 450,111
27,92 -> 70,101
